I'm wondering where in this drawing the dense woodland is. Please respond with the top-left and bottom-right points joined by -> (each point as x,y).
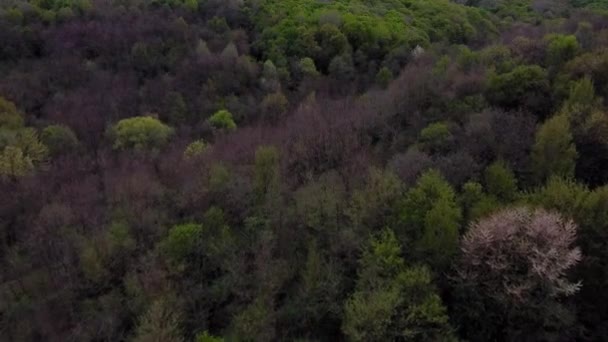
1,0 -> 608,341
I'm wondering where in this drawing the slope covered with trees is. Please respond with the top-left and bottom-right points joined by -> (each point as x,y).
1,0 -> 608,341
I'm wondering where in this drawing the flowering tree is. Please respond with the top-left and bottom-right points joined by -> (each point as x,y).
454,207 -> 582,342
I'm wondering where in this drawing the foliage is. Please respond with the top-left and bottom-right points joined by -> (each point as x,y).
133,299 -> 184,342
531,114 -> 577,183
111,116 -> 173,151
399,170 -> 461,269
343,229 -> 456,341
207,110 -> 237,131
486,65 -> 551,115
1,0 -> 607,340
454,207 -> 581,341
183,139 -> 208,159
41,124 -> 78,155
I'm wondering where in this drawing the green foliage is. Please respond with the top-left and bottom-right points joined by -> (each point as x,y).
133,299 -> 184,342
253,0 -> 496,71
183,139 -> 208,159
546,34 -> 580,67
232,296 -> 275,342
41,124 -> 78,156
575,22 -> 593,50
80,241 -> 108,283
298,57 -> 319,77
399,170 -> 461,268
484,160 -> 517,201
195,331 -> 223,342
254,145 -> 281,202
295,172 -> 345,231
486,65 -> 550,113
0,128 -> 48,178
111,116 -> 173,151
220,42 -> 239,60
418,122 -> 452,153
207,110 -> 237,131
165,91 -> 188,124
343,229 -> 456,341
531,114 -> 577,183
0,97 -> 24,130
347,168 -> 403,232
328,54 -> 355,81
0,146 -> 34,178
375,67 -> 393,88
196,39 -> 211,58
162,223 -> 202,265
260,92 -> 289,122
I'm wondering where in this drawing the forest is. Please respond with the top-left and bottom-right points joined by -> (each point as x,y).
1,0 -> 608,340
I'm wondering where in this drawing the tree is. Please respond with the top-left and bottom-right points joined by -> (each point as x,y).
183,140 -> 208,159
375,67 -> 393,88
0,127 -> 48,179
133,299 -> 184,342
298,57 -> 319,77
399,170 -> 461,269
162,223 -> 202,267
195,331 -> 223,342
0,145 -> 33,178
260,92 -> 289,123
0,96 -> 24,129
342,229 -> 456,342
220,42 -> 239,61
41,124 -> 78,156
486,65 -> 551,116
454,207 -> 582,342
328,53 -> 355,82
164,92 -> 188,125
418,122 -> 452,154
207,110 -> 236,131
483,160 -> 517,202
254,145 -> 281,204
546,34 -> 580,67
110,116 -> 173,151
531,114 -> 577,183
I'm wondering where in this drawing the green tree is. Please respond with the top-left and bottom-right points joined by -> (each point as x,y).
165,92 -> 188,124
0,146 -> 33,178
111,116 -> 173,151
195,331 -> 223,342
133,299 -> 184,342
418,122 -> 452,154
183,139 -> 208,159
399,170 -> 461,269
531,114 -> 577,183
220,42 -> 238,61
162,223 -> 202,267
0,96 -> 24,129
375,67 -> 393,89
486,65 -> 550,115
298,57 -> 319,77
260,92 -> 289,123
484,160 -> 517,202
343,229 -> 456,342
347,168 -> 403,234
41,124 -> 78,156
546,34 -> 580,67
207,110 -> 236,131
254,145 -> 281,203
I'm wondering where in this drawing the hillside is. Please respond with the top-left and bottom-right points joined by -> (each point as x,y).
1,0 -> 608,341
